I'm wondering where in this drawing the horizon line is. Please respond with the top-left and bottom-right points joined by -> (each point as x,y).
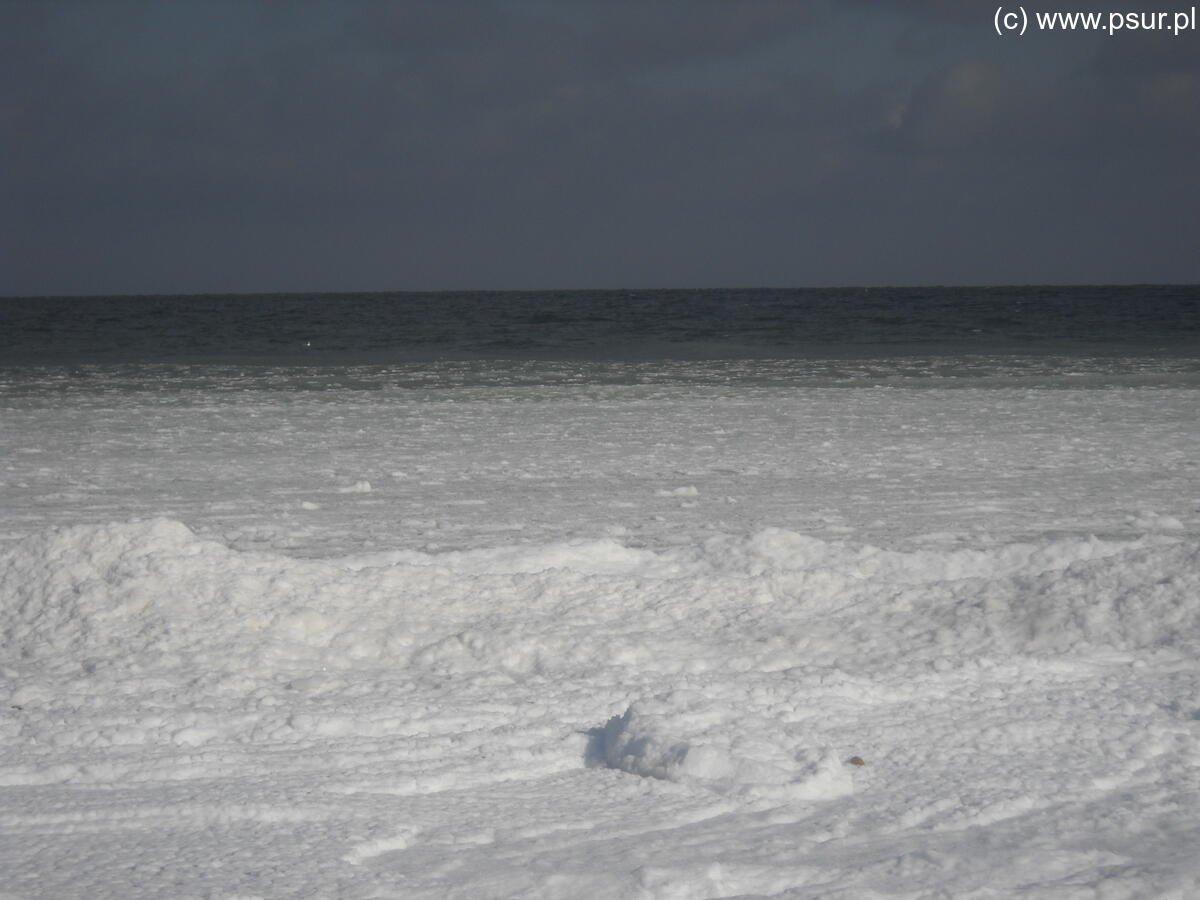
3,282 -> 1198,301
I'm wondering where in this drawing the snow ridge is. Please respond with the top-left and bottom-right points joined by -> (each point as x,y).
3,519 -> 1196,679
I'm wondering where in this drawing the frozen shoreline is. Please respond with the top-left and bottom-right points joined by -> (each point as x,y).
2,376 -> 1199,898
2,380 -> 1196,555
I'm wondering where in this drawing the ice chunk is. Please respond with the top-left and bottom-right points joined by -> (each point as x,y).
601,692 -> 853,802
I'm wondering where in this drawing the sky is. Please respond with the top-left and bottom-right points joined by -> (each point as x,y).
2,0 -> 1198,295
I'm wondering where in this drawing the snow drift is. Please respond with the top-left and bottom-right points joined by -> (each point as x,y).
3,519 -> 1196,683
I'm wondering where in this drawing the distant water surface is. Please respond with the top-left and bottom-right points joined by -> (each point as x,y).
2,286 -> 1198,390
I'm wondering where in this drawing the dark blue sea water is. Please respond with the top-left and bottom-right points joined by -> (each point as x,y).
2,286 -> 1198,389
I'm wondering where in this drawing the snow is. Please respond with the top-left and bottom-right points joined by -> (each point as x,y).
1,374 -> 1199,898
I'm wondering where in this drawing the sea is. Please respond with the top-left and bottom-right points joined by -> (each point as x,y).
2,285 -> 1199,392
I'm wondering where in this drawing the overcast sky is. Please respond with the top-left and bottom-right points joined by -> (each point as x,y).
2,0 -> 1197,294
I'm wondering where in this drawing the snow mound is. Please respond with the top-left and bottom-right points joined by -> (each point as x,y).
1011,541 -> 1200,652
1,519 -> 1197,682
0,519 -> 375,675
601,691 -> 853,802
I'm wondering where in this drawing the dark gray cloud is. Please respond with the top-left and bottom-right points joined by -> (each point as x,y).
2,0 -> 1197,293
849,0 -> 981,25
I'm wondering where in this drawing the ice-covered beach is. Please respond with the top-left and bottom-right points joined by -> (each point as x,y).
2,351 -> 1199,898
